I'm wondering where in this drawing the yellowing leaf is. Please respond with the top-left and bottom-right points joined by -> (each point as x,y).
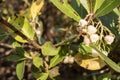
7,15 -> 35,43
74,53 -> 106,70
30,0 -> 44,19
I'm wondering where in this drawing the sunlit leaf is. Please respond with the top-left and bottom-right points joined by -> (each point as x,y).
30,0 -> 44,19
22,17 -> 35,40
33,56 -> 43,68
80,0 -> 96,13
95,0 -> 120,17
94,0 -> 105,12
16,61 -> 25,80
51,0 -> 80,22
41,41 -> 61,56
113,8 -> 120,16
8,15 -> 35,42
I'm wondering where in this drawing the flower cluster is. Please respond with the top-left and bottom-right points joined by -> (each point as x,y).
78,19 -> 115,57
78,19 -> 99,45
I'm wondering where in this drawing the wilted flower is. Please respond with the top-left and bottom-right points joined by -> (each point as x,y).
87,25 -> 97,34
90,34 -> 99,43
78,19 -> 88,27
84,36 -> 90,46
104,35 -> 115,45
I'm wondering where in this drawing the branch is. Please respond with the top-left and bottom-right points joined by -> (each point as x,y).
54,34 -> 79,47
0,17 -> 41,50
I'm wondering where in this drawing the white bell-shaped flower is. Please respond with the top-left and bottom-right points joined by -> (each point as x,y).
78,19 -> 88,27
68,56 -> 74,64
104,35 -> 115,45
84,36 -> 90,46
90,34 -> 99,43
63,56 -> 69,64
87,25 -> 97,34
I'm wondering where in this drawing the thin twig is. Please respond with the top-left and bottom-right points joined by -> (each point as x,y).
54,34 -> 78,47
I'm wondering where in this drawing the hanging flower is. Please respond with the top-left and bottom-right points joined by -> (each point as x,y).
87,25 -> 97,34
104,35 -> 115,45
78,19 -> 88,27
90,34 -> 99,43
84,36 -> 90,46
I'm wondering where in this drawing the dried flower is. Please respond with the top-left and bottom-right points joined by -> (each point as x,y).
79,19 -> 88,27
90,34 -> 99,43
104,35 -> 115,45
87,25 -> 97,34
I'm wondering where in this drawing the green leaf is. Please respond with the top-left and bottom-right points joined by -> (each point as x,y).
95,0 -> 120,17
12,42 -> 29,57
94,0 -> 105,12
98,73 -> 111,80
22,17 -> 35,40
7,54 -> 26,61
33,72 -> 48,80
113,8 -> 120,16
51,0 -> 80,22
8,15 -> 35,42
91,46 -> 120,73
80,0 -> 96,13
79,43 -> 92,55
16,61 -> 25,80
41,41 -> 61,56
33,56 -> 43,68
49,46 -> 67,68
71,0 -> 87,18
30,0 -> 44,19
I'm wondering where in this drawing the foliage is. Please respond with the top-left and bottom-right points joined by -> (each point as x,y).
0,0 -> 120,80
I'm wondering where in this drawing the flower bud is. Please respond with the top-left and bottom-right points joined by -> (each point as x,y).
104,35 -> 115,45
90,34 -> 99,43
78,19 -> 88,27
87,25 -> 97,34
